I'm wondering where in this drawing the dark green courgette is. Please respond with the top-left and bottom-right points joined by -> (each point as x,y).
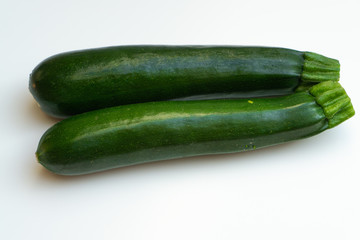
36,81 -> 354,175
29,45 -> 340,118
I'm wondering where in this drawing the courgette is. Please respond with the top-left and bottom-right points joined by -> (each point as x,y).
29,46 -> 340,118
36,81 -> 354,175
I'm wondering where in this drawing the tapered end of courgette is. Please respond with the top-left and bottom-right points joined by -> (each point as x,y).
310,81 -> 355,128
35,151 -> 41,163
302,52 -> 340,82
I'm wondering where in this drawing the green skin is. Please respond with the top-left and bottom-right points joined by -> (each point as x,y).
36,81 -> 354,176
37,92 -> 329,175
29,46 -> 339,118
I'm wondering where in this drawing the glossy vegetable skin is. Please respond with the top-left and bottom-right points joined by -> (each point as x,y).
29,46 -> 340,118
36,82 -> 354,175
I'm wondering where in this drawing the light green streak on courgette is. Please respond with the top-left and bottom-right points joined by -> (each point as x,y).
302,52 -> 340,82
310,81 -> 355,128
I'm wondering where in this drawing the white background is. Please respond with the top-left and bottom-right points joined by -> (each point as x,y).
1,0 -> 360,239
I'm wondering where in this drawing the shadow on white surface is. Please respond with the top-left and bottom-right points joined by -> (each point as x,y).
12,87 -> 60,131
25,96 -> 60,126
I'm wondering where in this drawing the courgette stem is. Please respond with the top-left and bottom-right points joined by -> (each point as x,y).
301,52 -> 340,82
310,81 -> 355,128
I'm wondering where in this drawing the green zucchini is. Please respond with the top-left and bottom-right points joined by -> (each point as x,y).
29,45 -> 340,118
36,81 -> 354,176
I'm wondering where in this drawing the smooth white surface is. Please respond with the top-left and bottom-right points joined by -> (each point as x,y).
1,0 -> 360,239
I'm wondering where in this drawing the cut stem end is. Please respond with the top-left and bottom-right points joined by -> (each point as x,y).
310,81 -> 355,128
302,52 -> 340,82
